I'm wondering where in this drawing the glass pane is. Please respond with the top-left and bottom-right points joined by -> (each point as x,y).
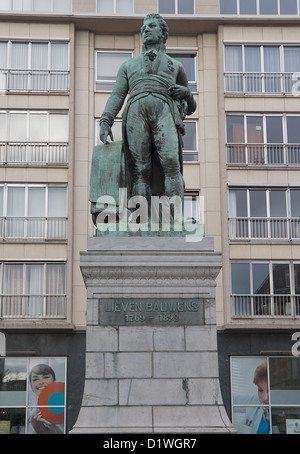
240,0 -> 257,14
0,187 -> 3,216
253,263 -> 270,294
269,358 -> 300,405
48,188 -> 66,217
49,114 -> 69,142
33,0 -> 51,12
231,357 -> 268,404
273,263 -> 290,294
0,113 -> 7,141
53,0 -> 71,13
0,408 -> 25,434
29,114 -> 47,142
46,264 -> 66,294
269,190 -> 286,217
250,190 -> 266,216
178,0 -> 194,14
51,43 -> 68,70
229,189 -> 247,217
220,0 -> 237,14
294,264 -> 300,294
260,0 -> 278,14
247,117 -> 263,142
280,0 -> 297,14
3,264 -> 23,294
284,47 -> 300,72
26,264 -> 44,294
271,407 -> 300,434
245,46 -> 261,71
266,116 -> 283,143
7,186 -> 25,216
0,42 -> 8,68
116,0 -> 133,14
9,113 -> 27,142
227,116 -> 244,142
97,52 -> 131,80
0,358 -> 27,406
0,0 -> 10,11
287,117 -> 300,143
11,42 -> 28,69
182,122 -> 196,150
159,0 -> 175,14
97,0 -> 114,13
264,46 -> 280,72
225,45 -> 242,71
231,263 -> 250,294
291,190 -> 300,216
28,187 -> 45,216
31,43 -> 48,70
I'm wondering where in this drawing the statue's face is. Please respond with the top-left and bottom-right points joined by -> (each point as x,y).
141,18 -> 163,46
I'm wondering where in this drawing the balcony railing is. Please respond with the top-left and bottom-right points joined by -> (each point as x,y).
0,142 -> 68,165
0,69 -> 69,92
229,217 -> 300,240
227,143 -> 300,166
224,72 -> 300,94
0,295 -> 66,318
232,294 -> 300,317
0,217 -> 67,240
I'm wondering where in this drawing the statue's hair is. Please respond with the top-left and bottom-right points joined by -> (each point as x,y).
142,13 -> 169,43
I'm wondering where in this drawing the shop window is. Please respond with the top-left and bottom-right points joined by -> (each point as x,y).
231,356 -> 300,434
0,357 -> 66,434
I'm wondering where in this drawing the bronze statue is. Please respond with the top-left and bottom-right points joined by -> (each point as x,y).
99,13 -> 197,204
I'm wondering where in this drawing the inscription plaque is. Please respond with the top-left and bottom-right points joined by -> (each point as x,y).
99,298 -> 205,326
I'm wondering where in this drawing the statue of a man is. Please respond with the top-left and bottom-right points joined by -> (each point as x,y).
99,13 -> 197,205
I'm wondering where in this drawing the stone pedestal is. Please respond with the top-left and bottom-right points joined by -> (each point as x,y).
71,236 -> 235,433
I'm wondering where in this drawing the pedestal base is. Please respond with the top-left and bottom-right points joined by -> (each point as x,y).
71,237 -> 235,433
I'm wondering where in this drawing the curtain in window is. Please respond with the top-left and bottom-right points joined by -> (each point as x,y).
224,46 -> 243,91
245,46 -> 261,92
50,43 -> 68,90
53,0 -> 71,12
264,47 -> 281,92
284,47 -> 300,92
0,187 -> 3,237
31,43 -> 48,90
11,42 -> 28,90
0,42 -> 7,91
7,187 -> 25,237
48,187 -> 66,238
33,0 -> 51,12
46,264 -> 65,316
13,0 -> 31,11
3,264 -> 23,317
27,187 -> 45,238
26,264 -> 44,316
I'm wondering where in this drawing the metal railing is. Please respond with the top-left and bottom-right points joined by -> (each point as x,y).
0,69 -> 69,92
232,294 -> 300,317
0,295 -> 66,318
0,142 -> 68,165
227,143 -> 300,166
0,217 -> 67,240
229,217 -> 300,240
225,72 -> 300,94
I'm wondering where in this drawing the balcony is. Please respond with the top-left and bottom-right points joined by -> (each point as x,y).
0,142 -> 68,165
0,69 -> 69,93
225,72 -> 300,95
232,294 -> 300,317
227,143 -> 300,166
229,217 -> 300,240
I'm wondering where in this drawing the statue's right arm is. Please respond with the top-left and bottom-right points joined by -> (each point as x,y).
99,62 -> 129,144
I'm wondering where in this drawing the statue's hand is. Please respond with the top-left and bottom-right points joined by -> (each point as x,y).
169,84 -> 190,100
100,122 -> 114,144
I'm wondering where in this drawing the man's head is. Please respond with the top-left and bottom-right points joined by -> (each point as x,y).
141,13 -> 169,45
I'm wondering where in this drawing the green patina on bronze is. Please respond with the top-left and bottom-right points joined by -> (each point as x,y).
89,13 -> 198,236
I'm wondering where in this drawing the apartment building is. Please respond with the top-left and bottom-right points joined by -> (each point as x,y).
0,0 -> 299,434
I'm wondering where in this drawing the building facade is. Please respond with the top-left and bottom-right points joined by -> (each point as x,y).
0,0 -> 299,434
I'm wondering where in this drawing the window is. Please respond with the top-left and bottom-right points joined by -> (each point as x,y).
0,185 -> 67,240
0,357 -> 66,433
1,263 -> 66,318
95,51 -> 133,91
226,114 -> 300,165
167,52 -> 197,92
231,356 -> 300,434
0,111 -> 68,165
96,0 -> 133,14
228,187 -> 300,240
184,192 -> 201,222
224,45 -> 300,94
159,0 -> 194,14
0,41 -> 69,93
231,261 -> 300,317
220,0 -> 299,15
0,0 -> 71,12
